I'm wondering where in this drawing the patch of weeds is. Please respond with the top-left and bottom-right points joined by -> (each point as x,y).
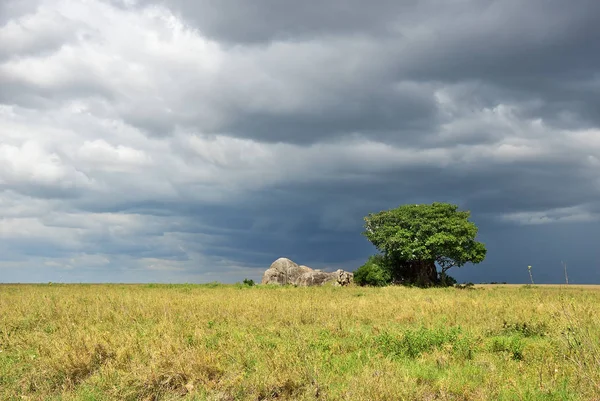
50,343 -> 115,390
202,282 -> 223,288
560,306 -> 600,395
502,320 -> 547,337
410,362 -> 443,386
452,335 -> 476,360
241,356 -> 257,377
184,333 -> 199,348
375,326 -> 466,359
136,372 -> 192,399
257,379 -> 305,400
258,284 -> 285,290
76,384 -> 105,401
496,379 -> 576,401
204,333 -> 221,350
253,332 -> 276,348
133,361 -> 223,400
178,285 -> 193,293
521,284 -> 538,289
0,351 -> 21,387
43,324 -> 58,334
308,331 -> 334,354
489,335 -> 524,361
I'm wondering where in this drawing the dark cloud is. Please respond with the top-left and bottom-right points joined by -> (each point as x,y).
224,87 -> 439,144
0,0 -> 599,283
454,221 -> 600,284
139,0 -> 406,43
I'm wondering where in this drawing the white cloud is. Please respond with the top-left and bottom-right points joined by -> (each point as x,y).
0,6 -> 80,59
76,139 -> 150,170
0,141 -> 92,190
501,206 -> 600,226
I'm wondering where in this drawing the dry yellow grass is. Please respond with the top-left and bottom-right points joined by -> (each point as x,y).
1,283 -> 599,400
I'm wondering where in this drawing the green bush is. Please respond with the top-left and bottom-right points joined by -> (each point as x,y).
354,255 -> 392,286
242,278 -> 255,287
439,274 -> 458,287
454,282 -> 475,290
375,326 -> 466,359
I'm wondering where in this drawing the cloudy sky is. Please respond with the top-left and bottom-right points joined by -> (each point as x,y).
1,0 -> 599,284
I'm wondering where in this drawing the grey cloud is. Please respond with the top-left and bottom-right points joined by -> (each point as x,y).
138,0 -> 406,43
0,75 -> 116,111
151,0 -> 600,129
135,0 -> 600,139
224,86 -> 439,144
0,0 -> 41,25
1,0 -> 599,283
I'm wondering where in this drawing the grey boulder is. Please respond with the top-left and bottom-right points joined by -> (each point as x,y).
261,257 -> 353,286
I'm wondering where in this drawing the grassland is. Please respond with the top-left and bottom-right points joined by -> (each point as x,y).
1,283 -> 599,400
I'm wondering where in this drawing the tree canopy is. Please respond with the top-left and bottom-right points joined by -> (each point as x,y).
361,202 -> 486,287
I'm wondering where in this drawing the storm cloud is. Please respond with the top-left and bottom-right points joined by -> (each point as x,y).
1,0 -> 599,283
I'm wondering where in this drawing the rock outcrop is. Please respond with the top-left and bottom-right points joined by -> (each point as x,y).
261,257 -> 353,286
333,269 -> 354,286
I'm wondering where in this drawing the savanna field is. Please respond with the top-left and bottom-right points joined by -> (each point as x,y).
1,284 -> 599,401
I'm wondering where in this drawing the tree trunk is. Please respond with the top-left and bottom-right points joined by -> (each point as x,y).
414,260 -> 438,287
389,258 -> 439,287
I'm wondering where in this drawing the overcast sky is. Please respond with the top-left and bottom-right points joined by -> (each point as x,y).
1,0 -> 599,284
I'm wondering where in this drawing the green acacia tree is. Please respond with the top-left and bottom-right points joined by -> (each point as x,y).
362,202 -> 487,287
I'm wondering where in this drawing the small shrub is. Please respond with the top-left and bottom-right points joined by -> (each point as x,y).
454,282 -> 475,290
521,284 -> 534,289
439,274 -> 458,287
489,336 -> 524,360
242,278 -> 255,287
354,255 -> 391,286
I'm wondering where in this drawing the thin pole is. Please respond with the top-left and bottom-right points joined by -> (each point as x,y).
528,265 -> 534,285
562,261 -> 569,285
